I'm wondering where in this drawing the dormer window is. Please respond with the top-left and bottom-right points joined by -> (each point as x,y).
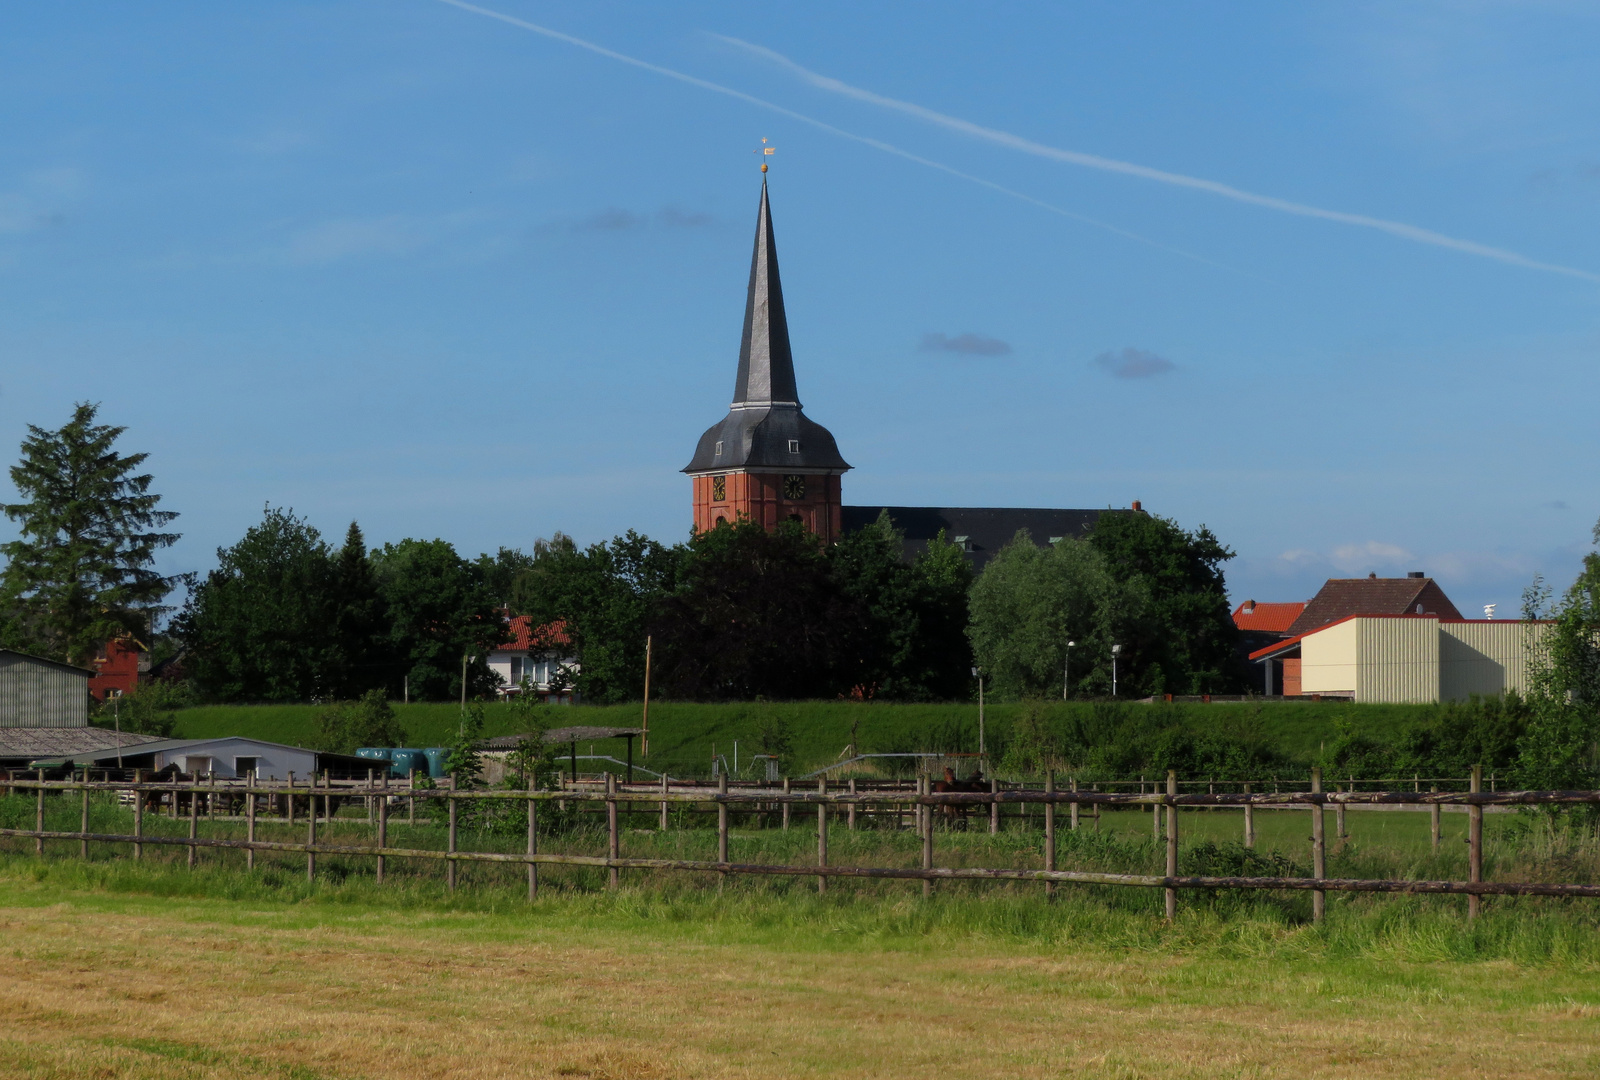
714,441 -> 723,457
788,439 -> 800,453
954,535 -> 972,552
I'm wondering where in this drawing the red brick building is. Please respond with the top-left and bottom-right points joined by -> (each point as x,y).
683,178 -> 850,541
88,638 -> 145,701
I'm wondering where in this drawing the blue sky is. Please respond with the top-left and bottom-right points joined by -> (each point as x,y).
3,1 -> 1598,618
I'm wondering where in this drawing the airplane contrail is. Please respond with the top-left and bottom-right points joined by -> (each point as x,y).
713,34 -> 1600,285
429,0 -> 1245,272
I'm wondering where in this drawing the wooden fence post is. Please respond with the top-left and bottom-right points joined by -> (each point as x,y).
527,785 -> 538,902
305,775 -> 317,884
1153,780 -> 1162,841
80,771 -> 90,860
1430,785 -> 1441,852
781,776 -> 791,831
1468,764 -> 1483,920
817,776 -> 828,896
133,769 -> 143,861
1310,768 -> 1325,923
1165,770 -> 1178,921
1244,782 -> 1255,849
1093,785 -> 1101,833
717,772 -> 729,888
376,779 -> 387,885
659,772 -> 669,832
287,772 -> 296,826
989,776 -> 1000,835
1069,777 -> 1079,832
1044,772 -> 1057,899
607,773 -> 620,891
34,769 -> 44,856
447,782 -> 458,893
848,778 -> 857,831
1335,783 -> 1347,841
246,772 -> 256,872
188,777 -> 199,869
408,769 -> 416,826
921,776 -> 934,898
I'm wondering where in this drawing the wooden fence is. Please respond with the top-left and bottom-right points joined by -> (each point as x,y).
3,765 -> 1596,921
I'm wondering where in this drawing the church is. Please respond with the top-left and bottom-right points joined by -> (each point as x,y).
684,174 -> 1133,568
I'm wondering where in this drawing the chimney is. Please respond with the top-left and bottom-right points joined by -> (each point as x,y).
1131,500 -> 1142,512
1368,572 -> 1377,579
1407,571 -> 1425,578
1244,600 -> 1256,614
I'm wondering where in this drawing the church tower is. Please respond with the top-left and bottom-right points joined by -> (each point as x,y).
684,178 -> 850,539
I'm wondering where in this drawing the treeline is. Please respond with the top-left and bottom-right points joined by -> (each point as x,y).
171,503 -> 1245,705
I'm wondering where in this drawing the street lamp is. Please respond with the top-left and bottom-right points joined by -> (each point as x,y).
1111,643 -> 1122,698
971,666 -> 986,760
1063,641 -> 1076,701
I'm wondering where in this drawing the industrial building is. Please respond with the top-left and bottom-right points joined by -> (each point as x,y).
0,650 -> 92,728
1251,615 -> 1550,703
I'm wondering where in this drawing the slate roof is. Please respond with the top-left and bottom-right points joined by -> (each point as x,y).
1285,575 -> 1462,637
842,506 -> 1125,571
1232,601 -> 1306,635
684,178 -> 849,476
0,728 -> 163,760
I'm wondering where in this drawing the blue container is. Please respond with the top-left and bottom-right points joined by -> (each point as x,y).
422,747 -> 452,779
387,748 -> 430,780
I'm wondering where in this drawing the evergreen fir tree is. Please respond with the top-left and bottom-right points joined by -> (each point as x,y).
1,402 -> 179,664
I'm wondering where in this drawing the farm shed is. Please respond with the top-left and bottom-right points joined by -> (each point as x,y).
42,736 -> 384,780
1250,615 -> 1551,703
0,728 -> 163,769
0,650 -> 92,728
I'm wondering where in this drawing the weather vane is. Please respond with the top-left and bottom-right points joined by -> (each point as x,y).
754,137 -> 775,173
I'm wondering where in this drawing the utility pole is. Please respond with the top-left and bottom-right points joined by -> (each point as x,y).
1063,640 -> 1075,701
641,635 -> 652,757
1111,643 -> 1121,698
972,666 -> 986,760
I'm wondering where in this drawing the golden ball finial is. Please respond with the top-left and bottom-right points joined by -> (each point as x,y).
760,162 -> 768,173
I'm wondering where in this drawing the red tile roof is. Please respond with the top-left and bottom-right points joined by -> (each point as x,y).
493,616 -> 571,652
1232,601 -> 1306,634
1286,576 -> 1461,636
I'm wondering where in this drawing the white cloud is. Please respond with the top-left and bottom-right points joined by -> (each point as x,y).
1329,541 -> 1414,572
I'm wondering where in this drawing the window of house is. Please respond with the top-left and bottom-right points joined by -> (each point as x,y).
714,441 -> 723,456
711,475 -> 726,501
788,439 -> 800,453
185,755 -> 212,776
234,757 -> 258,777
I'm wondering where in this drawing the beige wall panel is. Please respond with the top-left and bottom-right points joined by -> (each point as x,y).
1440,622 -> 1549,701
1356,617 -> 1439,704
1301,618 -> 1358,695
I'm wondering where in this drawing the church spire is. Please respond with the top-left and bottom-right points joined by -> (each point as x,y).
731,178 -> 799,407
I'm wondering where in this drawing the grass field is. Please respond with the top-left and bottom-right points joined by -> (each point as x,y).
4,851 -> 1600,1078
165,699 -> 1435,779
6,789 -> 1600,1078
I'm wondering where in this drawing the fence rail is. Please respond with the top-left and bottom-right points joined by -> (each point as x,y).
0,766 -> 1588,921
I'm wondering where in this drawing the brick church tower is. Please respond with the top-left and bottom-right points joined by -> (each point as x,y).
684,178 -> 850,539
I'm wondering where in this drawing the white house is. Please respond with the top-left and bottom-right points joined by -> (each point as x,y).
486,616 -> 580,704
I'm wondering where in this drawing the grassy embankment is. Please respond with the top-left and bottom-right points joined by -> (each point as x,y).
4,807 -> 1600,1079
169,699 -> 1436,779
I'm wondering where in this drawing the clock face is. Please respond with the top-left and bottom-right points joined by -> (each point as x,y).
711,475 -> 726,502
783,474 -> 806,500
